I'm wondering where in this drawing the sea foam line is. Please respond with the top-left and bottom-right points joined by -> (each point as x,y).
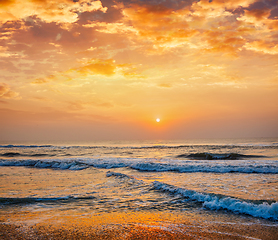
0,158 -> 278,174
130,162 -> 278,174
152,181 -> 278,220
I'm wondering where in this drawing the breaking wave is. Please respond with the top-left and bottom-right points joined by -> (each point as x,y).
0,158 -> 278,174
177,152 -> 265,160
0,159 -> 89,170
130,162 -> 278,174
152,181 -> 278,220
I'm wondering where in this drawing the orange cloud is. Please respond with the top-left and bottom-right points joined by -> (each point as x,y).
83,22 -> 137,34
195,0 -> 256,10
73,59 -> 120,76
122,4 -> 198,50
244,40 -> 278,55
245,7 -> 271,20
202,29 -> 246,55
158,83 -> 172,88
0,0 -> 107,23
66,99 -> 113,111
31,58 -> 144,85
0,0 -> 15,7
71,58 -> 144,79
32,77 -> 53,84
0,83 -> 20,99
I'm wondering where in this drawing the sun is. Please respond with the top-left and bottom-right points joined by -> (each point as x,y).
156,118 -> 160,123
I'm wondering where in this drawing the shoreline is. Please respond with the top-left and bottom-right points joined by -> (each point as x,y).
1,211 -> 278,240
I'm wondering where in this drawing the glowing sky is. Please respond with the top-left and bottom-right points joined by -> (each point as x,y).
0,0 -> 277,141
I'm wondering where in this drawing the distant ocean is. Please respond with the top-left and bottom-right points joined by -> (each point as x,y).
0,138 -> 278,239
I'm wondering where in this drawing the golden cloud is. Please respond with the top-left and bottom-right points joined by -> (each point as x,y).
83,22 -> 138,34
122,4 -> 198,50
244,40 -> 278,55
32,78 -> 50,84
0,0 -> 107,23
194,0 -> 257,10
118,1 -> 278,57
0,83 -> 20,99
202,29 -> 246,55
158,83 -> 172,88
66,99 -> 113,111
31,58 -> 144,85
74,59 -> 117,76
191,1 -> 233,18
245,7 -> 271,20
0,0 -> 16,7
69,58 -> 144,79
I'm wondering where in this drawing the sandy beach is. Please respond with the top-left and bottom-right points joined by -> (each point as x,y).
1,210 -> 278,239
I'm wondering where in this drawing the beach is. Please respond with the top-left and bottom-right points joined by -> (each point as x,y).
1,209 -> 278,239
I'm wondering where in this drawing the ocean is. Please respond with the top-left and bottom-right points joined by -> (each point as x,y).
0,138 -> 278,239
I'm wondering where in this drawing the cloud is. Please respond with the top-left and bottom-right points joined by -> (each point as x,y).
31,58 -> 144,85
114,0 -> 278,57
74,59 -> 117,76
2,0 -> 277,76
0,107 -> 115,126
194,0 -> 256,10
0,83 -> 20,99
237,1 -> 278,29
158,83 -> 172,88
122,3 -> 199,51
244,40 -> 278,54
69,58 -> 143,79
201,29 -> 246,56
0,0 -> 16,6
245,7 -> 270,20
77,3 -> 123,24
66,99 -> 113,111
0,0 -> 107,24
31,77 -> 53,84
1,0 -> 278,91
269,7 -> 278,20
84,22 -> 138,34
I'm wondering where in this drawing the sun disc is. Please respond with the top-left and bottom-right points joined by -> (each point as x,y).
156,118 -> 160,122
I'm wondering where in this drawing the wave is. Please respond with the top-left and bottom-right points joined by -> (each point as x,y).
0,145 -> 53,148
0,158 -> 129,170
106,171 -> 134,179
0,152 -> 55,157
0,144 -> 108,149
106,171 -> 145,189
177,153 -> 265,160
152,181 -> 278,220
1,158 -> 278,174
0,159 -> 89,170
0,196 -> 95,205
1,142 -> 277,150
130,162 -> 278,174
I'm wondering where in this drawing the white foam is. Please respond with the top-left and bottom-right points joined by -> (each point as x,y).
0,157 -> 278,174
130,161 -> 278,174
152,181 -> 278,220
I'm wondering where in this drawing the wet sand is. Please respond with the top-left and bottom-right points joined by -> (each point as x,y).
1,211 -> 278,240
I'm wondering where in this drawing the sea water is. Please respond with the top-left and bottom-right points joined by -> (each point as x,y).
0,138 -> 278,239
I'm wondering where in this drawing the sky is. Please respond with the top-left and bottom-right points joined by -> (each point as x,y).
0,0 -> 277,141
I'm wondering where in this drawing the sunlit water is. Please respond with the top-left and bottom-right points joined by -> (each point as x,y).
0,138 -> 278,239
